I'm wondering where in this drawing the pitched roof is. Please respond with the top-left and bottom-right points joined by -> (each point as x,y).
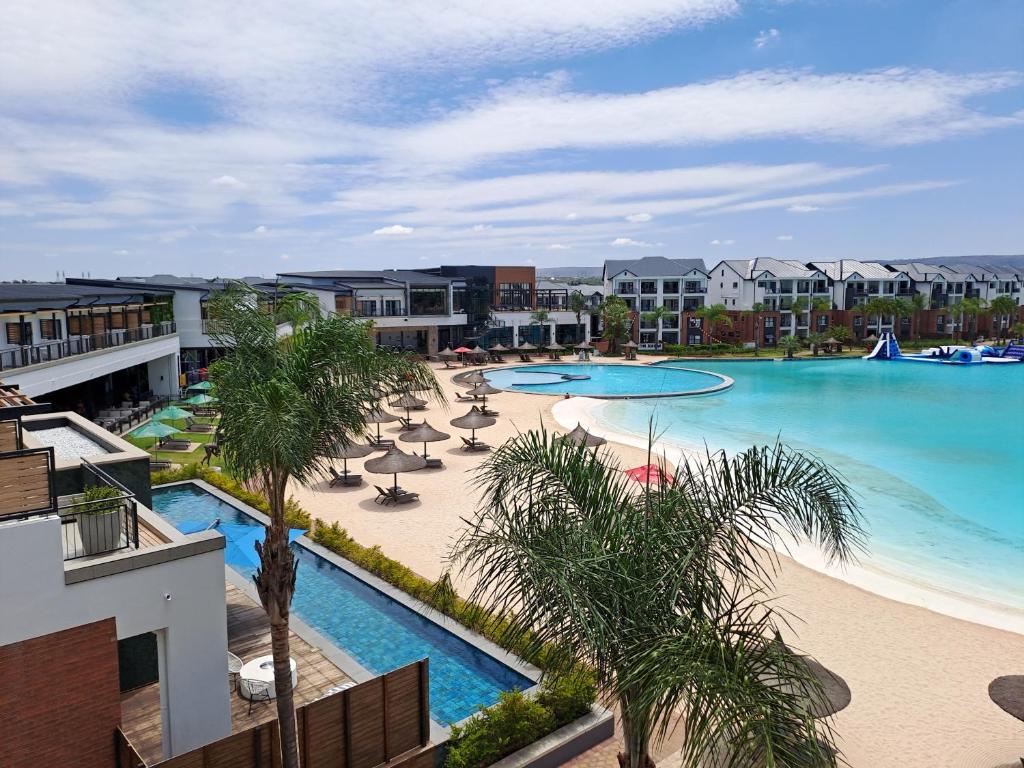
603,257 -> 707,279
277,269 -> 453,285
811,260 -> 902,281
0,282 -> 172,311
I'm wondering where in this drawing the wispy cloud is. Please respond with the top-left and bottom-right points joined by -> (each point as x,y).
372,224 -> 414,235
611,237 -> 656,247
776,234 -> 794,240
710,238 -> 735,245
625,212 -> 653,222
754,28 -> 780,49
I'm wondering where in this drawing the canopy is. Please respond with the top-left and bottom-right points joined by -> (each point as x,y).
470,345 -> 488,355
625,464 -> 674,485
130,421 -> 180,440
824,337 -> 841,345
515,341 -> 537,351
187,381 -> 213,391
488,343 -> 509,352
574,341 -> 594,350
365,408 -> 399,424
389,393 -> 427,409
453,346 -> 473,354
365,446 -> 427,475
545,342 -> 566,351
185,393 -> 216,406
466,383 -> 501,397
561,423 -> 607,448
622,340 -> 638,348
450,407 -> 497,430
989,675 -> 1024,722
331,440 -> 375,460
437,347 -> 458,359
399,422 -> 450,444
461,371 -> 489,385
152,406 -> 193,422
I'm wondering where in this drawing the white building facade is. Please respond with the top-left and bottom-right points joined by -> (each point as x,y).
603,257 -> 708,348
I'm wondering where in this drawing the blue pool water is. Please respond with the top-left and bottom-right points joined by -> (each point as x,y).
484,362 -> 727,397
151,484 -> 533,725
594,359 -> 1024,612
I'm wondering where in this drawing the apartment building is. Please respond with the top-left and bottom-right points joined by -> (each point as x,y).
0,283 -> 180,412
0,411 -> 230,764
603,257 -> 708,348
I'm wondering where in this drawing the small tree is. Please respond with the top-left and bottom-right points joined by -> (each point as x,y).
641,306 -> 674,349
779,334 -> 802,360
694,303 -> 732,345
1010,322 -> 1024,342
989,296 -> 1017,342
743,302 -> 767,355
599,296 -> 632,355
568,291 -> 589,345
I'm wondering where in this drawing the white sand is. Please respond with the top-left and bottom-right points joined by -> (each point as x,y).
288,359 -> 1024,767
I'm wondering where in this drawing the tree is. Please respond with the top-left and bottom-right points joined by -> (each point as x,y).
568,291 -> 589,345
891,297 -> 916,339
529,309 -> 551,346
989,296 -> 1018,341
742,302 -> 767,355
599,295 -> 632,355
694,303 -> 732,344
829,325 -> 853,346
641,305 -> 674,349
1011,322 -> 1024,342
862,297 -> 893,337
454,430 -> 863,768
209,287 -> 442,768
947,297 -> 985,342
806,331 -> 827,356
778,334 -> 802,360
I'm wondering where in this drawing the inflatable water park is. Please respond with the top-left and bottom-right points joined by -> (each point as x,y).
864,331 -> 1024,365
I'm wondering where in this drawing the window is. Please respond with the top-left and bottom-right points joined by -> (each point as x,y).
497,283 -> 532,309
410,287 -> 449,315
640,298 -> 655,312
732,282 -> 738,289
684,281 -> 702,293
640,280 -> 658,294
721,270 -> 725,276
39,319 -> 62,340
384,299 -> 403,316
6,322 -> 23,345
779,280 -> 793,293
662,280 -> 679,294
616,281 -> 636,295
764,317 -> 775,328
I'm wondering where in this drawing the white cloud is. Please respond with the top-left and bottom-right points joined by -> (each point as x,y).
754,28 -> 780,49
625,212 -> 653,222
547,243 -> 572,250
565,213 -> 579,220
710,238 -> 735,245
708,181 -> 958,215
471,224 -> 491,231
788,205 -> 820,213
254,225 -> 269,233
372,224 -> 414,235
390,69 -> 1022,167
280,253 -> 290,260
611,237 -> 654,247
776,234 -> 794,240
210,175 -> 246,189
113,248 -> 130,255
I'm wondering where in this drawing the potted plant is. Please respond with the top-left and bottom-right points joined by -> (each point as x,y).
77,485 -> 124,555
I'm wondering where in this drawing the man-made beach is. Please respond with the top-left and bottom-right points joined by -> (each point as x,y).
287,358 -> 1024,768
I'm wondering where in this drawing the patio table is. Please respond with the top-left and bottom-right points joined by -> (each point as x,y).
239,654 -> 297,700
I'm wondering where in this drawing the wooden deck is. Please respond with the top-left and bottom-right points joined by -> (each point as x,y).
121,583 -> 354,765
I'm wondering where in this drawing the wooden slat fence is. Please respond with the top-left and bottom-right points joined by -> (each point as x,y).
0,446 -> 55,517
147,659 -> 432,768
0,418 -> 20,452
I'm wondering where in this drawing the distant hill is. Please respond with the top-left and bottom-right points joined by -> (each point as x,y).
536,266 -> 603,279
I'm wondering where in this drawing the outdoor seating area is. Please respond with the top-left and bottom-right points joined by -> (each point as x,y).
92,395 -> 171,433
120,584 -> 354,766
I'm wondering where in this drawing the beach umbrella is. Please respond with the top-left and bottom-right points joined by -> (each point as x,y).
187,380 -> 213,391
488,343 -> 509,353
574,341 -> 594,349
130,420 -> 181,462
560,423 -> 607,449
450,406 -> 497,446
625,464 -> 674,486
365,407 -> 399,442
389,393 -> 428,422
399,421 -> 450,461
186,393 -> 217,406
330,439 -> 375,477
437,346 -> 458,359
465,382 -> 501,411
453,346 -> 472,354
365,446 -> 426,493
461,371 -> 489,387
989,676 -> 1024,723
765,638 -> 852,719
515,341 -> 537,351
545,341 -> 566,351
470,345 -> 488,357
152,405 -> 193,423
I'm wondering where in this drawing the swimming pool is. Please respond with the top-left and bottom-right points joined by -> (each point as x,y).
151,483 -> 534,726
483,363 -> 730,398
584,359 -> 1024,617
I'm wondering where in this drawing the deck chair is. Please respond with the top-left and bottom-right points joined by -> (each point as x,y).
149,458 -> 172,471
387,487 -> 419,504
365,433 -> 395,449
424,457 -> 443,469
186,417 -> 213,433
374,485 -> 391,504
329,467 -> 361,487
460,436 -> 491,452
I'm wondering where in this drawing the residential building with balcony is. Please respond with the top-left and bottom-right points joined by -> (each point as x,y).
603,257 -> 707,348
0,411 -> 230,764
277,269 -> 469,353
0,283 -> 180,415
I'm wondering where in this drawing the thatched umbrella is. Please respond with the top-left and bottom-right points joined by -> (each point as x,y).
989,676 -> 1024,723
488,342 -> 509,353
389,392 -> 428,423
574,340 -> 594,360
437,346 -> 457,359
461,371 -> 489,387
515,341 -> 537,351
450,406 -> 497,446
365,407 -> 399,442
470,345 -> 488,359
399,422 -> 450,461
560,423 -> 607,449
545,341 -> 566,360
330,440 -> 375,479
465,382 -> 502,411
364,446 -> 426,493
623,339 -> 639,359
766,638 -> 852,718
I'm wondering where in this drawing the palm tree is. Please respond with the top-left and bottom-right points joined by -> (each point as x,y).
891,297 -> 916,339
641,305 -> 674,349
948,297 -> 985,342
694,303 -> 732,344
988,295 -> 1017,342
599,295 -> 632,355
529,309 -> 551,346
743,302 -> 767,356
454,430 -> 863,768
208,287 -> 442,768
568,291 -> 590,345
778,333 -> 802,360
1011,322 -> 1024,342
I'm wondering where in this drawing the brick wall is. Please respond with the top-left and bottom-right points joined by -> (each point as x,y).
0,618 -> 122,768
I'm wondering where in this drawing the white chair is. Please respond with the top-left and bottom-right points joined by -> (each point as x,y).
227,652 -> 243,691
242,678 -> 272,715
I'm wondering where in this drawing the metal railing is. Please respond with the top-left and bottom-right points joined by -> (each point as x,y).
0,322 -> 176,372
58,460 -> 138,561
0,445 -> 57,520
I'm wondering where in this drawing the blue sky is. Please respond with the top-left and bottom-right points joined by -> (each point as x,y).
1,0 -> 1021,280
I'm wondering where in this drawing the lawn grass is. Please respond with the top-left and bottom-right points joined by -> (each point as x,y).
125,414 -> 224,470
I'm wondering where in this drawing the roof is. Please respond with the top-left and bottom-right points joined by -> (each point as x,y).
718,259 -> 822,280
277,269 -> 453,286
811,260 -> 904,281
0,282 -> 172,311
603,257 -> 707,280
68,275 -> 276,295
886,262 -> 971,282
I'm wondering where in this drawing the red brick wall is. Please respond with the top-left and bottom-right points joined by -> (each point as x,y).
0,618 -> 121,768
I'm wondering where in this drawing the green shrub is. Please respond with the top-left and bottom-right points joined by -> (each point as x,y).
536,669 -> 597,727
445,690 -> 555,768
80,484 -> 122,514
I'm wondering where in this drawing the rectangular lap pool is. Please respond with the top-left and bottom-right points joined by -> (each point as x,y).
151,483 -> 534,726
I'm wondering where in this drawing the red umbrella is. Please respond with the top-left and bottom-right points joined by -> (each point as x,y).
626,464 -> 674,485
453,346 -> 472,354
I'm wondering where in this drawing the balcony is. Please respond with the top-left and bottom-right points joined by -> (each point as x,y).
0,322 -> 176,373
57,461 -> 139,561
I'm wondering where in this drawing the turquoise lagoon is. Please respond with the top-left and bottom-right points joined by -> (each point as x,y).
590,359 -> 1024,613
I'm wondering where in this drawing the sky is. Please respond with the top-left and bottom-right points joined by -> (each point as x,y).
1,0 -> 1022,280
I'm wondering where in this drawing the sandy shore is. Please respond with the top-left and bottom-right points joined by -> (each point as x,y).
287,358 -> 1024,767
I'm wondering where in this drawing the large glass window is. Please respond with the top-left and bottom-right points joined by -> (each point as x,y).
662,280 -> 680,294
640,280 -> 658,294
497,283 -> 532,309
409,287 -> 448,315
615,281 -> 636,295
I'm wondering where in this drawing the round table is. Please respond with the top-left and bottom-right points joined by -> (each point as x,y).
238,654 -> 297,700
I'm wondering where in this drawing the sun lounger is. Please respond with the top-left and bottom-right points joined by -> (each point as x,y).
159,438 -> 191,451
365,434 -> 395,450
149,458 -> 172,471
480,408 -> 499,417
387,488 -> 419,504
424,457 -> 443,469
398,417 -> 416,430
329,467 -> 362,487
460,436 -> 491,452
186,417 -> 214,433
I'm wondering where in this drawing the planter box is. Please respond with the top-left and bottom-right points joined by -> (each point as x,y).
79,507 -> 125,555
487,706 -> 614,768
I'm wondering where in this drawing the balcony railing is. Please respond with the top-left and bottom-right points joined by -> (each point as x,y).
58,460 -> 138,561
0,322 -> 176,372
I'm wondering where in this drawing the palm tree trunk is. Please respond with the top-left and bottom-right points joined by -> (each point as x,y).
617,696 -> 655,768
